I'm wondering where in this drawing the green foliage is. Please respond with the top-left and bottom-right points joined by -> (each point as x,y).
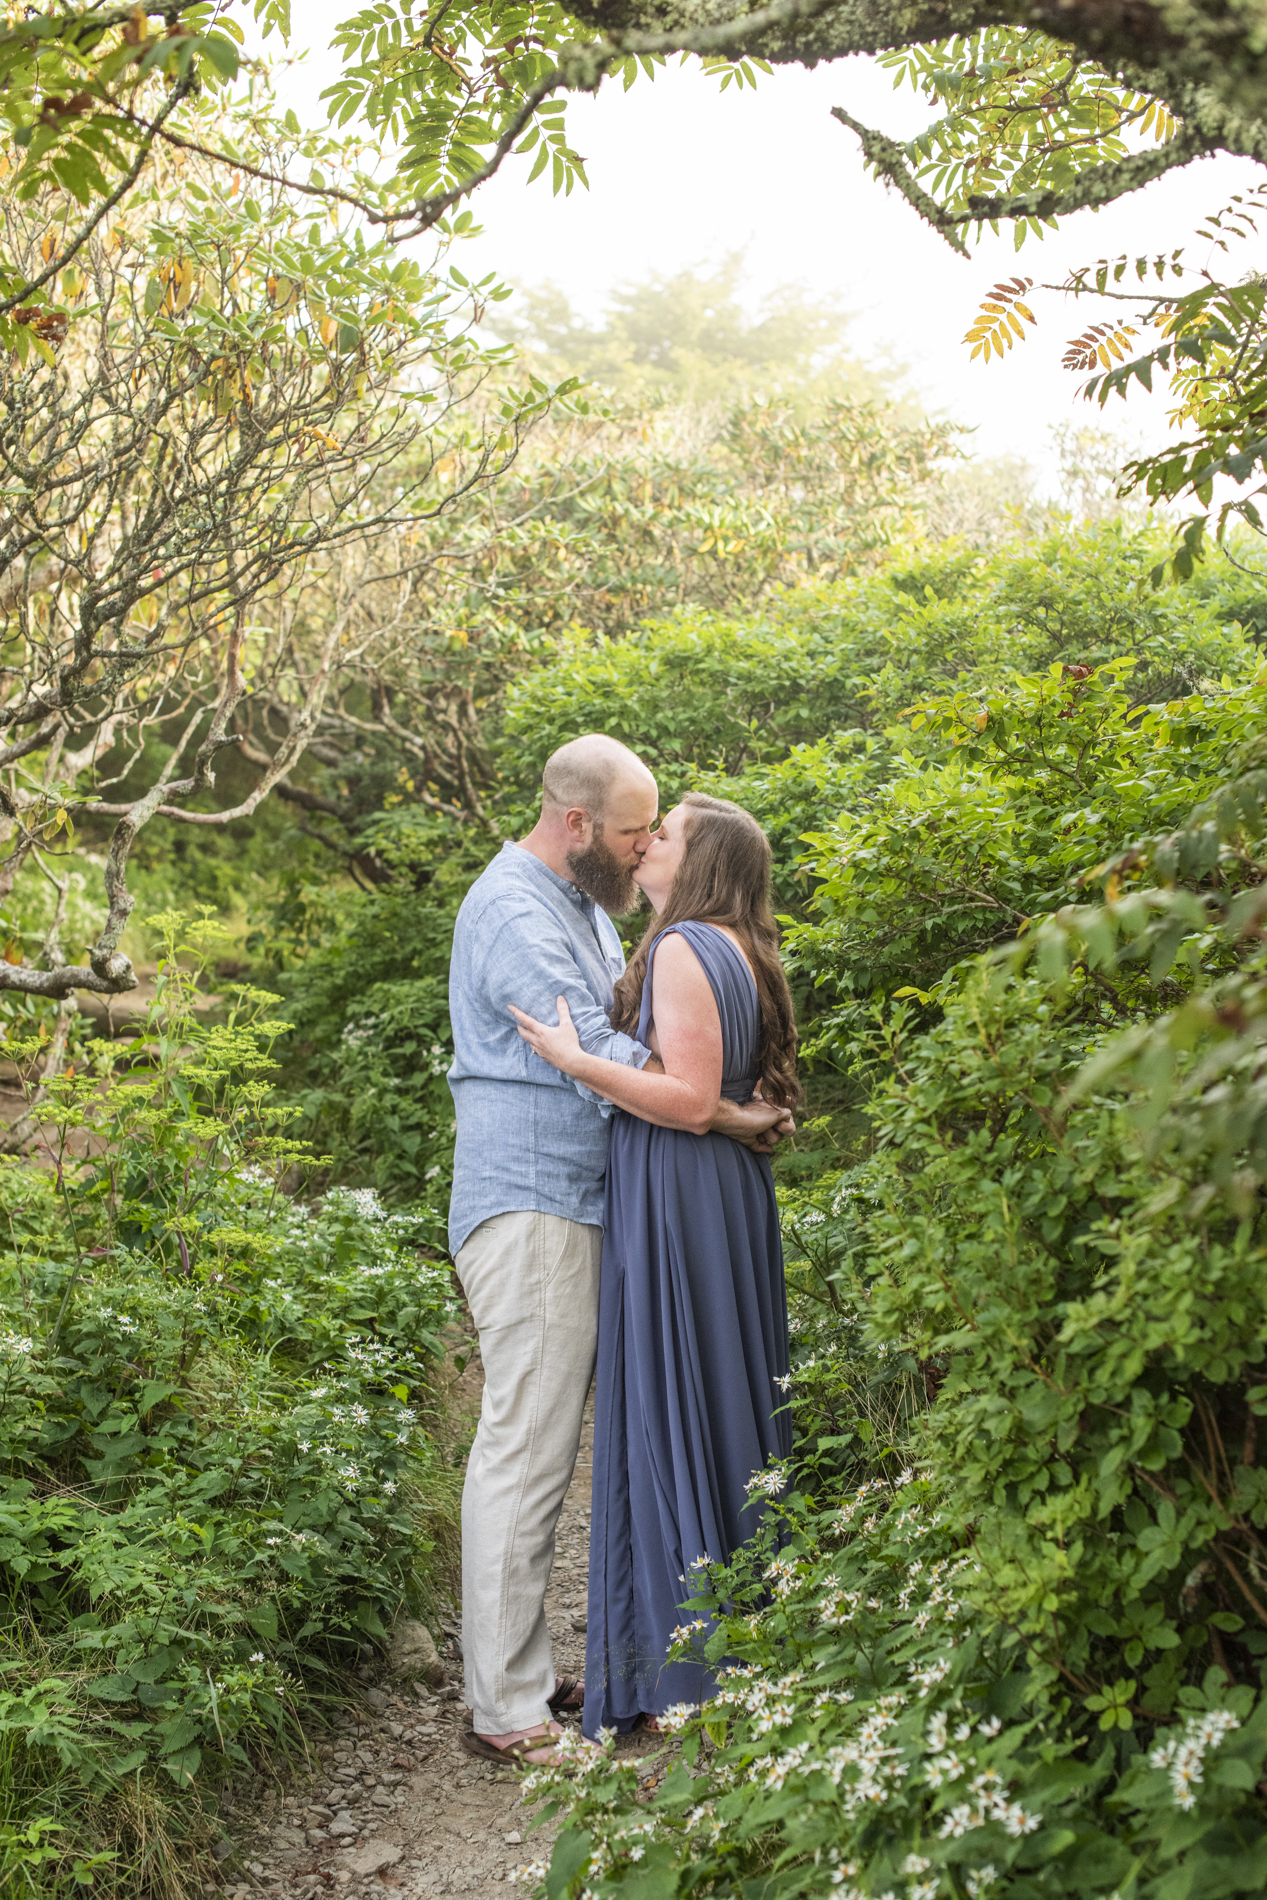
882,30 -> 1177,245
262,823 -> 495,1200
502,603 -> 875,806
532,864 -> 1267,1900
0,915 -> 457,1892
496,521 -> 1267,1900
789,659 -> 1262,1010
529,1470 -> 1267,1900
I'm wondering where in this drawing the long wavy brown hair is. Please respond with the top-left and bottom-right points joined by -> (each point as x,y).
611,792 -> 801,1110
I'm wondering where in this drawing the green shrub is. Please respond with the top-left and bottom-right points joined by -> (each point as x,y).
530,1468 -> 1267,1900
264,844 -> 484,1201
788,661 -> 1267,1022
501,526 -> 1255,814
0,916 -> 459,1895
532,954 -> 1267,1899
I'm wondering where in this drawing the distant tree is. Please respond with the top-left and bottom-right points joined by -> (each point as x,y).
488,258 -> 889,403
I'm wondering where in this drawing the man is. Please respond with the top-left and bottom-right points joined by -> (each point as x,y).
447,733 -> 789,1762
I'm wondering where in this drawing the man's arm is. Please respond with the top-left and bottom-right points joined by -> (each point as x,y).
480,900 -> 651,1081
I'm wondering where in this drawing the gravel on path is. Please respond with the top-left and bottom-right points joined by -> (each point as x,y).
212,1360 -> 668,1900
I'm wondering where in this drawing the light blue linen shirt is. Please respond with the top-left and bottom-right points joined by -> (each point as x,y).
446,841 -> 652,1255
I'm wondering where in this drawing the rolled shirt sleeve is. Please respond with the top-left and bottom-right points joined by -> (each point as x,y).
472,899 -> 650,1106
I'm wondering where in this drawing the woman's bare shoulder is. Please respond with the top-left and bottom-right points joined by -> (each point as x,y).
653,928 -> 711,979
651,930 -> 719,1005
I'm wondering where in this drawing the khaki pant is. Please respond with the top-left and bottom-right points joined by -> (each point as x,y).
453,1211 -> 602,1735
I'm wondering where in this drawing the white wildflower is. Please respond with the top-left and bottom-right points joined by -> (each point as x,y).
909,1655 -> 953,1695
938,1803 -> 981,1839
1148,1707 -> 1241,1811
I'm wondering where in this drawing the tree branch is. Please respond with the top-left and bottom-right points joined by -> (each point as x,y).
829,105 -> 970,257
394,0 -> 845,237
0,75 -> 193,319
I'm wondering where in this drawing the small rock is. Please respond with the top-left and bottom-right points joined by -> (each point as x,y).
365,1687 -> 390,1712
212,1839 -> 233,1862
348,1841 -> 404,1876
503,1832 -> 522,1846
389,1618 -> 448,1689
306,1828 -> 329,1846
329,1816 -> 359,1839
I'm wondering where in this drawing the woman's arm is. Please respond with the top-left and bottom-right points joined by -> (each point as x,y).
510,931 -> 723,1135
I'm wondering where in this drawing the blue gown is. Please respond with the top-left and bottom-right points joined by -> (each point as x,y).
582,921 -> 792,1739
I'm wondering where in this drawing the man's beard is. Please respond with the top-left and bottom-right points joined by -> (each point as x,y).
567,831 -> 641,914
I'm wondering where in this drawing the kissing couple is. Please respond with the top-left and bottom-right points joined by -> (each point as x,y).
446,734 -> 799,1763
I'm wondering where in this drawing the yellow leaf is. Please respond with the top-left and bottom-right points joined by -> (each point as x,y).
1013,301 -> 1035,323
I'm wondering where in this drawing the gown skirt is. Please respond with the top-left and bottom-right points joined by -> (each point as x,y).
582,921 -> 792,1740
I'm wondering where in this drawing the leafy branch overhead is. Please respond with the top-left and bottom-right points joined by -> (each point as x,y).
313,2 -> 1267,566
953,183 -> 1267,567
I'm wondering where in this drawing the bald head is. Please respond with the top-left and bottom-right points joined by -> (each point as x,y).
541,733 -> 655,822
520,733 -> 659,910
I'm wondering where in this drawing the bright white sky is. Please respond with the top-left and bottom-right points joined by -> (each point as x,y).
244,6 -> 1267,492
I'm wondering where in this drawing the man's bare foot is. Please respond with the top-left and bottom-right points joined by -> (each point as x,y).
640,1713 -> 664,1732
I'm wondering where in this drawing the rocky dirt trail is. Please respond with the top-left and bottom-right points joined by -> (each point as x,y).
215,1356 -> 664,1900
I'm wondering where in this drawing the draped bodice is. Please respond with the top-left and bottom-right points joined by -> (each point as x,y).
638,921 -> 760,1103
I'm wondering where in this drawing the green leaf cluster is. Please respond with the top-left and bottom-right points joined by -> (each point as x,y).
0,912 -> 457,1888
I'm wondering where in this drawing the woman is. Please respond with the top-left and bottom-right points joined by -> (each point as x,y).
510,791 -> 800,1740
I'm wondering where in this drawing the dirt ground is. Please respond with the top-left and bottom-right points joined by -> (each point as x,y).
217,1360 -> 666,1900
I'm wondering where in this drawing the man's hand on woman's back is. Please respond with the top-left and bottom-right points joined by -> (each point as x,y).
638,1055 -> 793,1153
710,1092 -> 795,1154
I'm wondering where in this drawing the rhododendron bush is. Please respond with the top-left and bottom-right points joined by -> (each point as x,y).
531,635 -> 1267,1894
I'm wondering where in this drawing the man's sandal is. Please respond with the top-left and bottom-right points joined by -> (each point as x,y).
547,1674 -> 583,1712
461,1728 -> 565,1766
